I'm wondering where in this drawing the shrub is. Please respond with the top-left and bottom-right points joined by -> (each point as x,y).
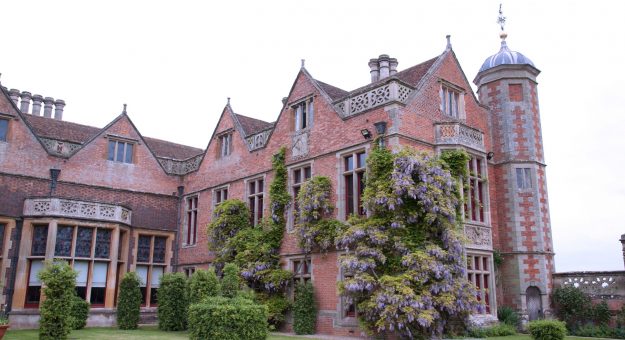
591,300 -> 611,326
188,296 -> 268,340
69,295 -> 90,330
256,292 -> 290,329
38,260 -> 77,340
117,272 -> 142,330
497,305 -> 520,328
293,281 -> 316,334
221,263 -> 241,298
158,273 -> 189,331
188,268 -> 221,302
467,324 -> 516,338
552,286 -> 592,329
528,320 -> 567,340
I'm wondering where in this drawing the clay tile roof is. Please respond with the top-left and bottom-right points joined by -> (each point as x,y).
234,114 -> 274,137
25,114 -> 100,144
143,137 -> 204,160
316,80 -> 349,101
393,56 -> 438,86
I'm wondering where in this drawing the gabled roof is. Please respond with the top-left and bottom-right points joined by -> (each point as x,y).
142,137 -> 203,160
315,81 -> 349,101
234,114 -> 274,137
394,56 -> 438,86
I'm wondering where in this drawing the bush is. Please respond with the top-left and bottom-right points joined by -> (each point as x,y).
591,300 -> 611,326
188,268 -> 221,302
552,286 -> 592,329
69,295 -> 90,330
256,292 -> 290,329
38,261 -> 77,340
188,296 -> 268,340
293,281 -> 316,334
528,320 -> 567,340
497,305 -> 520,328
117,272 -> 142,330
221,263 -> 241,298
467,324 -> 516,338
158,273 -> 189,331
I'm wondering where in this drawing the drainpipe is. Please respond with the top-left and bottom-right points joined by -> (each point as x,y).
5,219 -> 23,314
172,186 -> 184,272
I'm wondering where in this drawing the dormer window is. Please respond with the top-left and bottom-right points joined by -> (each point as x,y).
440,82 -> 465,119
219,132 -> 232,157
293,98 -> 313,131
107,139 -> 133,163
0,118 -> 8,142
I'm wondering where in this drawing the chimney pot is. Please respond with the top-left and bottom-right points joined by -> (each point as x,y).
43,97 -> 54,118
368,58 -> 380,83
54,99 -> 65,120
9,89 -> 20,106
390,58 -> 398,76
378,54 -> 391,80
20,91 -> 32,113
31,94 -> 43,116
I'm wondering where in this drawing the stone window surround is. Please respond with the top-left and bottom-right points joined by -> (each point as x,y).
286,161 -> 314,232
335,144 -> 370,222
290,95 -> 314,132
0,218 -> 16,308
183,266 -> 196,278
212,185 -> 230,209
438,79 -> 466,120
514,165 -> 535,191
182,194 -> 199,248
0,116 -> 10,142
217,129 -> 234,158
131,229 -> 174,309
466,250 -> 497,315
244,174 -> 267,227
336,264 -> 359,326
105,134 -> 139,164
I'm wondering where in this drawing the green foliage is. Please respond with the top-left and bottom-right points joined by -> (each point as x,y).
117,271 -> 142,330
573,324 -> 625,339
552,286 -> 592,330
528,319 -> 567,340
591,300 -> 611,326
69,295 -> 90,330
0,315 -> 8,326
188,297 -> 268,340
207,199 -> 251,266
497,305 -> 520,328
439,149 -> 470,179
256,292 -> 291,329
493,249 -> 504,269
188,268 -> 221,302
222,263 -> 242,298
293,281 -> 316,335
467,323 -> 516,337
295,176 -> 347,254
38,261 -> 77,340
618,304 -> 625,327
157,273 -> 189,331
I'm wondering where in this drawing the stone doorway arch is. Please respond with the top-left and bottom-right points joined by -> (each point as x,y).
526,286 -> 543,321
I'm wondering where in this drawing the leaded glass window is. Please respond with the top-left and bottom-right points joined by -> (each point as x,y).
153,237 -> 166,263
0,224 -> 5,254
137,235 -> 151,262
75,227 -> 93,257
31,225 -> 48,256
54,226 -> 73,257
95,229 -> 111,259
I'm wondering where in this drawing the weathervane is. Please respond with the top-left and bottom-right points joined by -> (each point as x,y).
497,3 -> 506,32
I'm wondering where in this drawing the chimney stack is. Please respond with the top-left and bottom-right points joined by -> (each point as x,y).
369,58 -> 380,83
54,99 -> 65,120
9,89 -> 20,105
378,54 -> 390,80
390,58 -> 398,76
20,91 -> 32,113
43,97 -> 54,118
32,94 -> 43,115
621,234 -> 625,269
368,54 -> 398,83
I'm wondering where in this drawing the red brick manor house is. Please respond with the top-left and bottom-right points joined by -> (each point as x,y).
0,33 -> 554,335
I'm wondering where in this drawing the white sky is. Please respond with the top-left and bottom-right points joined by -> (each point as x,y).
1,0 -> 624,272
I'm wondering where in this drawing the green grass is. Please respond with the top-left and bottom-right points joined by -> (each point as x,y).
4,326 -> 316,340
485,336 -> 596,340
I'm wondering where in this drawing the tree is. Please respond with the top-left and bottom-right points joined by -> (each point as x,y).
38,261 -> 77,340
336,143 -> 479,338
158,273 -> 189,331
188,268 -> 221,302
117,272 -> 142,330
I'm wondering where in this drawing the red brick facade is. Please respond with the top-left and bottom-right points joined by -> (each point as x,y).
0,38 -> 554,333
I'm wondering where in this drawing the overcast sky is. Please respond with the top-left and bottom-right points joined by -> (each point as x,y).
1,0 -> 624,272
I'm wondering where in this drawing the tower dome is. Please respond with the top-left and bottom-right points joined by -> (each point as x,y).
479,33 -> 535,73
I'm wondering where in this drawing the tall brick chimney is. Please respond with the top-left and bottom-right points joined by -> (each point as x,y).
368,54 -> 398,83
620,234 -> 625,269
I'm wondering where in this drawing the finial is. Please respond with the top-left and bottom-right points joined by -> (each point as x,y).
122,103 -> 127,114
301,59 -> 305,68
497,3 -> 507,40
446,35 -> 452,50
227,97 -> 231,105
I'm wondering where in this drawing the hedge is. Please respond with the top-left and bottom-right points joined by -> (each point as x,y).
293,281 -> 316,334
528,320 -> 567,340
117,272 -> 142,329
38,261 -> 77,340
158,273 -> 189,331
188,268 -> 221,302
221,263 -> 241,298
468,323 -> 516,338
188,297 -> 268,340
70,295 -> 90,330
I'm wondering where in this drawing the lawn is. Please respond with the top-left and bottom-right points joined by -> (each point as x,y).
4,326 -> 315,340
486,336 -> 596,340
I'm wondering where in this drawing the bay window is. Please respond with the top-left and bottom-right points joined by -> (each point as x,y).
136,234 -> 167,307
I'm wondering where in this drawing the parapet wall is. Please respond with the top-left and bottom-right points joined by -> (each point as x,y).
553,271 -> 625,312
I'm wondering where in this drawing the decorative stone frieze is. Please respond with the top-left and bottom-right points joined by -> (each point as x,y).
40,137 -> 82,157
246,129 -> 271,151
334,80 -> 414,117
291,130 -> 309,160
464,223 -> 492,249
157,154 -> 203,175
553,271 -> 625,298
24,198 -> 132,225
435,122 -> 485,151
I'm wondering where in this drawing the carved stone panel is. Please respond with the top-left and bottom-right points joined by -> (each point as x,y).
291,131 -> 309,160
435,123 -> 485,151
24,198 -> 132,225
464,224 -> 492,249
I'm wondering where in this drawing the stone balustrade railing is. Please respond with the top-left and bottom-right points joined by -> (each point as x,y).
435,122 -> 485,151
24,198 -> 132,225
335,80 -> 413,117
553,271 -> 625,298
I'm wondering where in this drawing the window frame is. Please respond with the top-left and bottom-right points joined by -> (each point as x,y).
287,162 -> 313,231
212,185 -> 229,208
466,252 -> 495,314
0,117 -> 9,142
439,80 -> 465,119
292,97 -> 314,132
246,175 -> 266,227
340,149 -> 367,220
337,267 -> 359,325
515,167 -> 533,190
464,154 -> 488,224
217,131 -> 233,158
183,195 -> 199,247
183,266 -> 196,278
107,138 -> 134,164
135,234 -> 169,308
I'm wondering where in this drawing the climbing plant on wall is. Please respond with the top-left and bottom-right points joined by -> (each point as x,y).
336,143 -> 479,339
